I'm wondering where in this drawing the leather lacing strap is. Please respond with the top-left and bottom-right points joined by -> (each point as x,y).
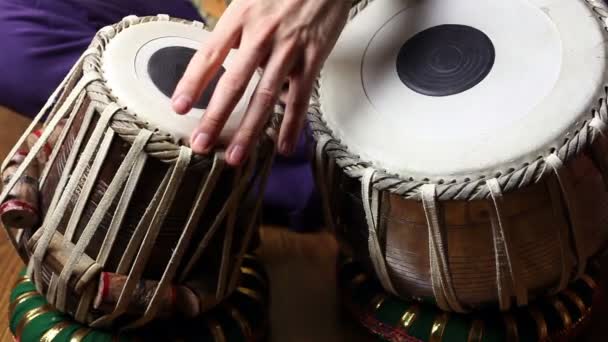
0,48 -> 96,173
177,154 -> 253,283
227,145 -> 277,293
52,130 -> 153,312
44,105 -> 96,215
217,159 -> 249,299
0,64 -> 94,255
62,129 -> 115,243
314,135 -> 336,232
361,168 -> 398,296
421,184 -> 466,313
38,92 -> 87,188
91,146 -> 192,328
96,153 -> 148,268
114,172 -> 170,277
545,154 -> 586,278
589,116 -> 608,190
0,72 -> 100,210
486,179 -> 528,311
124,154 -> 225,329
28,102 -> 118,288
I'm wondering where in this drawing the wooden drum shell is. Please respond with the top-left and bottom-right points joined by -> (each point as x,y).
331,150 -> 608,310
19,74 -> 272,322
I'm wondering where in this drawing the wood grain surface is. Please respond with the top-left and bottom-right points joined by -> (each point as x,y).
0,106 -> 30,342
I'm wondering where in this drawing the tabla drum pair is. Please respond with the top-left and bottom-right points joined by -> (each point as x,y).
312,0 -> 608,340
0,14 -> 275,338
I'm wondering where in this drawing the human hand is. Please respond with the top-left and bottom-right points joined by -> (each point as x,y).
172,0 -> 351,166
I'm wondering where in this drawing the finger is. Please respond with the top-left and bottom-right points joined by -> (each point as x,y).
172,19 -> 242,114
279,50 -> 322,155
278,77 -> 313,156
226,43 -> 298,166
190,32 -> 273,154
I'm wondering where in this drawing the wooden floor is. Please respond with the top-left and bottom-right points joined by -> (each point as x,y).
0,106 -> 606,341
0,106 -> 31,341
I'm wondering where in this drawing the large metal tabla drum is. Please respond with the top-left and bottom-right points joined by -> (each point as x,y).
311,0 -> 608,313
0,15 -> 276,329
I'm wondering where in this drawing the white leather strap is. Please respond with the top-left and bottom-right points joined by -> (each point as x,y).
545,154 -> 586,277
315,135 -> 336,232
362,168 -> 397,296
487,179 -> 528,310
421,184 -> 466,313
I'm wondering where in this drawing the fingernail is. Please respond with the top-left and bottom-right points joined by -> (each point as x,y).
191,132 -> 211,152
280,141 -> 294,155
228,145 -> 245,165
173,95 -> 192,114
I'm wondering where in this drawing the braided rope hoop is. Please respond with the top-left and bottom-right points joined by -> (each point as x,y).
309,0 -> 608,201
81,14 -> 278,167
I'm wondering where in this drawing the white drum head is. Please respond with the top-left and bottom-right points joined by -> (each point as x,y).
320,0 -> 607,181
102,17 -> 259,144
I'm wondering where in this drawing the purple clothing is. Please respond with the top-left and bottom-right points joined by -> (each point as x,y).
0,0 -> 322,230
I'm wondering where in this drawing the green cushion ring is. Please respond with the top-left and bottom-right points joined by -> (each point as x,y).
9,253 -> 270,342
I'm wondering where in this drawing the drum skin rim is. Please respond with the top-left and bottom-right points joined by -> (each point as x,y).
82,14 -> 279,166
307,0 -> 608,201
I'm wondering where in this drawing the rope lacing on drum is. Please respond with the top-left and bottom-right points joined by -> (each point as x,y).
0,47 -> 97,270
486,179 -> 528,311
30,102 -> 121,300
360,168 -> 398,296
90,145 -> 192,328
37,92 -> 87,188
545,154 -> 587,279
421,184 -> 466,313
315,135 -> 337,233
53,129 -> 154,313
589,106 -> 608,189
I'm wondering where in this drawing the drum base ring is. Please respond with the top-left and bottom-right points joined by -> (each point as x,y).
338,256 -> 602,342
8,253 -> 270,342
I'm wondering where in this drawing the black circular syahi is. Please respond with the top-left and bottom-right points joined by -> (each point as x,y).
148,46 -> 225,109
396,24 -> 495,97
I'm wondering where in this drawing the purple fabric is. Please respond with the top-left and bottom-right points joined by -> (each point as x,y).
0,0 -> 322,230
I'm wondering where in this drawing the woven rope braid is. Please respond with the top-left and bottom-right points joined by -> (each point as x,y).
309,0 -> 608,201
81,15 -> 278,166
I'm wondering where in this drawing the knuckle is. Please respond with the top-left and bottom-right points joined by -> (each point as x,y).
197,46 -> 222,64
219,73 -> 248,95
254,88 -> 276,110
237,127 -> 257,141
202,114 -> 225,132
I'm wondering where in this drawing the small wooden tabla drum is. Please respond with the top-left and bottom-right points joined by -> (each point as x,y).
0,15 -> 277,329
311,0 -> 608,313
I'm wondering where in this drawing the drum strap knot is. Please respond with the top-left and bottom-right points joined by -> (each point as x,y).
421,184 -> 466,313
486,179 -> 528,311
361,168 -> 398,296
